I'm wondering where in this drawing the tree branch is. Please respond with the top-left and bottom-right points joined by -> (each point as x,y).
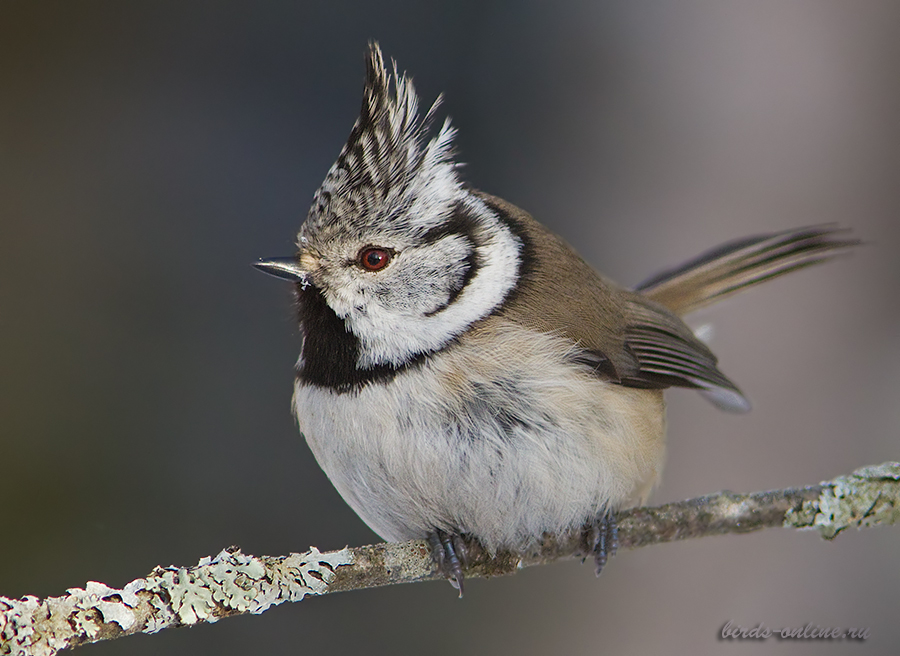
3,462 -> 898,655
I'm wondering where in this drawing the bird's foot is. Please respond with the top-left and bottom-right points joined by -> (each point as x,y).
427,529 -> 470,597
581,510 -> 618,576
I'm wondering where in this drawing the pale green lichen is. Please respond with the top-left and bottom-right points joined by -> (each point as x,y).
84,581 -> 138,631
0,580 -> 145,656
140,546 -> 354,630
785,462 -> 900,539
269,548 -> 353,604
0,546 -> 354,654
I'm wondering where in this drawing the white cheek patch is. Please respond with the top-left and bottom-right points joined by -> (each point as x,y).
387,235 -> 473,315
345,201 -> 522,369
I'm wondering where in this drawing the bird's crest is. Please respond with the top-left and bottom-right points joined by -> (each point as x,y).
305,42 -> 459,237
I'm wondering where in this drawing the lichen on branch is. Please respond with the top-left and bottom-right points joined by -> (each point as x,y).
2,462 -> 898,656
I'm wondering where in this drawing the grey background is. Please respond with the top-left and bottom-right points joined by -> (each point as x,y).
2,1 -> 898,654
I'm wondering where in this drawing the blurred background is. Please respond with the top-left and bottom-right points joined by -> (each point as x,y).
2,1 -> 898,654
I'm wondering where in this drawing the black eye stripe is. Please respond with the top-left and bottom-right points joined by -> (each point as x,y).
420,203 -> 479,245
423,244 -> 480,317
420,202 -> 485,317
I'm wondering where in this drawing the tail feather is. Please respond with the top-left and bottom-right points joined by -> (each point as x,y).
635,225 -> 859,316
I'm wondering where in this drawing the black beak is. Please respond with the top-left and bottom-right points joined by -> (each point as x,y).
252,257 -> 309,282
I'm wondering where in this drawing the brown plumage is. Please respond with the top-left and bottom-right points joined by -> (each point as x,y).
479,192 -> 858,412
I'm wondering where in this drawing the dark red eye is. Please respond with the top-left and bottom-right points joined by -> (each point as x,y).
359,247 -> 392,271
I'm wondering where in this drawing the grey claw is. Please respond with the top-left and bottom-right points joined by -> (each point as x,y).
582,511 -> 618,577
427,529 -> 467,597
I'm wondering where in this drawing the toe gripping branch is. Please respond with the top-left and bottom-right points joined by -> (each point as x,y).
428,513 -> 617,597
428,529 -> 468,597
582,511 -> 619,576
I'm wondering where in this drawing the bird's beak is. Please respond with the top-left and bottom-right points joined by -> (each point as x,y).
252,257 -> 309,283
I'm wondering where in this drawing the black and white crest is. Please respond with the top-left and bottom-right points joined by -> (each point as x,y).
304,43 -> 460,240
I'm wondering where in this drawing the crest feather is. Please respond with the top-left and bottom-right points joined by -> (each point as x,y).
306,42 -> 459,234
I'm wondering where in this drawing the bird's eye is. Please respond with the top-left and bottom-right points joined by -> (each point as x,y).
359,247 -> 392,272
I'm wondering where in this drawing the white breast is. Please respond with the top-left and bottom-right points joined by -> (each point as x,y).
294,321 -> 667,552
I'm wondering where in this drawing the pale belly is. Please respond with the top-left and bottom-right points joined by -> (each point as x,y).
293,327 -> 667,552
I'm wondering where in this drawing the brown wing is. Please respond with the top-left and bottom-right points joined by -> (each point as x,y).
477,192 -> 750,411
618,294 -> 750,412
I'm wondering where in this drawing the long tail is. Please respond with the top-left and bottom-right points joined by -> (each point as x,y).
634,225 -> 859,316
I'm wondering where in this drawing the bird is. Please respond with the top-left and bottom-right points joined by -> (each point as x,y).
254,42 -> 857,596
